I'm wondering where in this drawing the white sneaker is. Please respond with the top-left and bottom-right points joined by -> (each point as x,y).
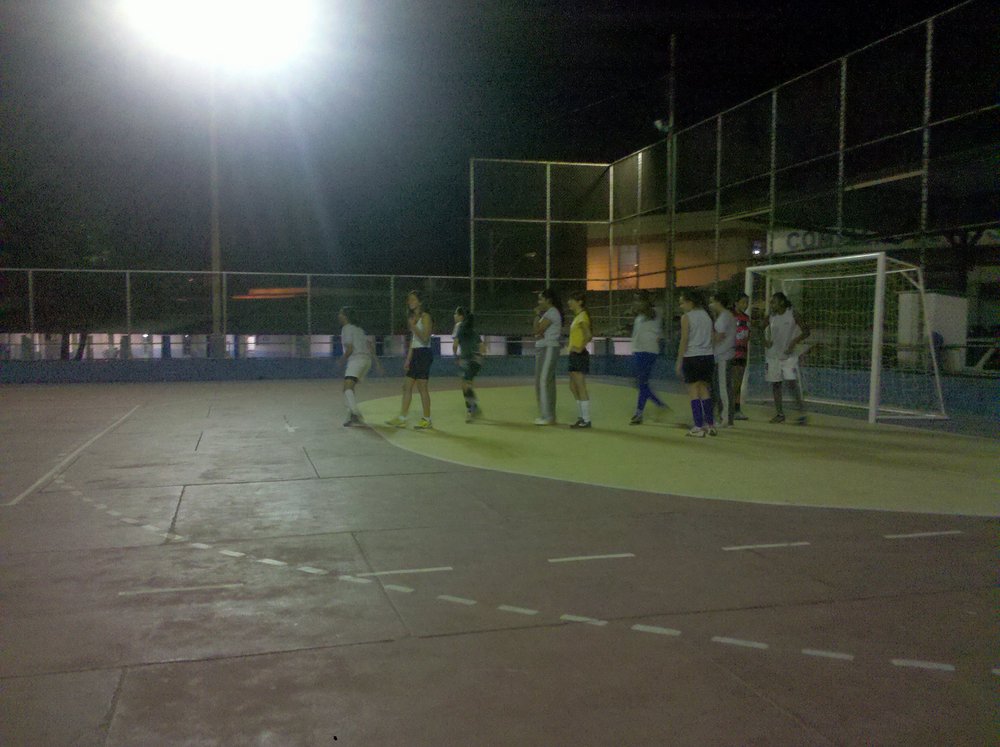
414,417 -> 433,430
385,415 -> 408,427
533,417 -> 554,426
686,427 -> 706,438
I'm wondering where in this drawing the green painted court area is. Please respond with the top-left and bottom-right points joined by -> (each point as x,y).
367,381 -> 999,517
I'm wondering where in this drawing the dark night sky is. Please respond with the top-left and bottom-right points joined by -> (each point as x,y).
0,0 -> 962,276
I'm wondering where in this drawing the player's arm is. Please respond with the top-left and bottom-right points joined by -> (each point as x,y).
534,314 -> 552,338
367,338 -> 384,375
674,315 -> 689,376
572,318 -> 592,353
787,309 -> 811,353
412,313 -> 432,344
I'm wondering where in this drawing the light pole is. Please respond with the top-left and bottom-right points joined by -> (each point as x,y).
119,0 -> 317,357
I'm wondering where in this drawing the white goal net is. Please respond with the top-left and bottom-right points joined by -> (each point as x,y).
743,252 -> 947,422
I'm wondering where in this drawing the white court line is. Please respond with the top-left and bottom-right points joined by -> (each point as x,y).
712,636 -> 769,650
142,524 -> 162,532
218,550 -> 246,558
71,490 -> 83,496
256,558 -> 288,567
189,543 -> 213,550
356,567 -> 453,577
722,542 -> 811,551
560,614 -> 607,626
297,566 -> 328,575
883,530 -> 963,540
94,504 -> 107,510
632,624 -> 682,636
438,595 -> 477,605
120,518 -> 140,525
497,605 -> 539,616
340,575 -> 374,584
547,553 -> 635,563
383,584 -> 414,593
161,533 -> 186,541
3,405 -> 140,506
891,659 -> 955,672
107,510 -> 121,517
118,583 -> 244,596
802,648 -> 855,661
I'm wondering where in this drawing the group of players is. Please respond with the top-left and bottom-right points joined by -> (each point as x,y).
335,286 -> 809,434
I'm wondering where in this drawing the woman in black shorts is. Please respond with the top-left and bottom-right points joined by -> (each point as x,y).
674,289 -> 717,437
566,291 -> 593,428
386,290 -> 434,430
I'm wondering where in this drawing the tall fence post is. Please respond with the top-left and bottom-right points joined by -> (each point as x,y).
919,18 -> 934,269
389,275 -> 396,338
306,274 -> 312,336
27,269 -> 35,334
713,114 -> 722,289
125,270 -> 132,336
469,158 -> 476,312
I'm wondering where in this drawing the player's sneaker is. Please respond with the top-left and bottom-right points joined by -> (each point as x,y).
533,417 -> 554,426
733,410 -> 749,421
769,413 -> 786,424
571,419 -> 592,429
465,409 -> 474,423
343,413 -> 360,427
385,415 -> 408,427
707,426 -> 718,436
686,427 -> 706,438
794,414 -> 808,425
414,417 -> 433,430
629,413 -> 643,425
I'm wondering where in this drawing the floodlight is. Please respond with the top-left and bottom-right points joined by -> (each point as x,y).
120,0 -> 317,70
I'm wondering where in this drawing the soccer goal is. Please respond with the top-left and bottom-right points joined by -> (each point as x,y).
743,252 -> 947,423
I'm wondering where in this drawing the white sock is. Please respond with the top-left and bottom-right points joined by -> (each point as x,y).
345,389 -> 358,415
580,400 -> 591,421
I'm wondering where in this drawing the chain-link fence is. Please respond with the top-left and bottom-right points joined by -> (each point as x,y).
470,0 -> 999,340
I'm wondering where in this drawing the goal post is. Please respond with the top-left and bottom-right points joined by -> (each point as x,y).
743,252 -> 947,423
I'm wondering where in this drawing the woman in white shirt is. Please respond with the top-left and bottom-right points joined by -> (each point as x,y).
532,287 -> 563,425
337,307 -> 383,426
675,289 -> 717,437
629,290 -> 666,425
386,290 -> 434,430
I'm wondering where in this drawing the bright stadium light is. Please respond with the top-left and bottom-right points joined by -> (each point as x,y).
120,0 -> 318,71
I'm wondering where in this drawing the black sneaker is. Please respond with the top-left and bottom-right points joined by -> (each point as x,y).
770,413 -> 785,424
571,419 -> 592,429
795,414 -> 808,425
629,414 -> 643,425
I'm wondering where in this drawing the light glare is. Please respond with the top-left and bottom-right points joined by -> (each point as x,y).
121,0 -> 317,70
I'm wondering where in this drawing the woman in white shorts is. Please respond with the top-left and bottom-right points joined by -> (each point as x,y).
338,307 -> 382,426
764,292 -> 810,424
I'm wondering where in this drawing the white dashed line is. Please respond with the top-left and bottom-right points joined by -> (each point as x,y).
891,659 -> 955,672
547,553 -> 635,563
120,518 -> 140,525
883,530 -> 963,540
712,636 -> 770,650
802,648 -> 855,661
141,524 -> 162,532
296,566 -> 328,575
189,543 -> 213,550
71,490 -> 83,496
722,541 -> 811,551
257,558 -> 288,567
356,567 -> 453,577
340,575 -> 374,584
632,624 -> 682,636
560,614 -> 608,626
161,533 -> 187,541
118,583 -> 244,596
107,510 -> 121,517
497,605 -> 539,616
94,503 -> 107,510
383,584 -> 415,593
218,550 -> 246,558
438,595 -> 477,605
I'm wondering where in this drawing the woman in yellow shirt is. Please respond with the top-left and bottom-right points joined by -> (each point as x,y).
566,291 -> 593,428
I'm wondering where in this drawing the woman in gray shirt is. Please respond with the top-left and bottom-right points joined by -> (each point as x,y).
533,288 -> 563,425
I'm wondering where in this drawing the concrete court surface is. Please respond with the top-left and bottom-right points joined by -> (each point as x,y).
0,377 -> 997,746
